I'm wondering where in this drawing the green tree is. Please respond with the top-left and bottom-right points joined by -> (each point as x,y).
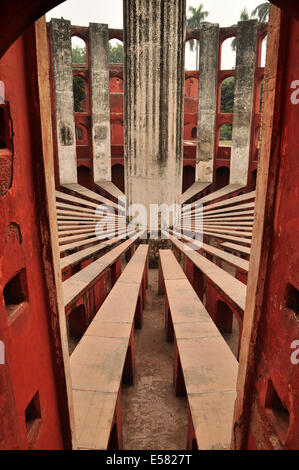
220,124 -> 232,143
109,43 -> 123,63
220,77 -> 235,113
73,76 -> 86,113
251,2 -> 269,22
231,8 -> 250,51
72,46 -> 86,64
186,4 -> 209,70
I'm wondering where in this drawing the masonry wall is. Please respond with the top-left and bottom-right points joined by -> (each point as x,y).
47,20 -> 266,197
233,6 -> 299,450
196,23 -> 219,183
89,23 -> 111,183
0,22 -> 72,450
50,19 -> 77,185
230,20 -> 258,186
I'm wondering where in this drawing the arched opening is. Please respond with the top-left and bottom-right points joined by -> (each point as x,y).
182,165 -> 195,193
191,127 -> 197,140
220,77 -> 235,113
76,126 -> 83,141
220,38 -> 236,70
75,124 -> 89,145
110,74 -> 124,147
77,165 -> 92,190
219,123 -> 232,147
73,75 -> 88,113
185,39 -> 200,71
215,166 -> 230,191
67,305 -> 88,353
184,76 -> 198,99
109,39 -> 123,64
112,164 -> 125,193
110,76 -> 124,93
71,36 -> 87,65
260,36 -> 267,68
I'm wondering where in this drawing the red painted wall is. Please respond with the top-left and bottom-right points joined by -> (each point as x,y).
244,15 -> 299,449
0,29 -> 68,450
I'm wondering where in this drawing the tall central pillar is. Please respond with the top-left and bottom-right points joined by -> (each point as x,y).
196,23 -> 219,183
124,0 -> 186,228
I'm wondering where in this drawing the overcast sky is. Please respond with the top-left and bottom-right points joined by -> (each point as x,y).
46,0 -> 267,70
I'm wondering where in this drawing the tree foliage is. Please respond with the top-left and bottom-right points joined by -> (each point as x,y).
72,46 -> 86,64
251,2 -> 269,22
221,77 -> 235,114
220,124 -> 232,142
73,76 -> 86,113
71,43 -> 124,65
231,8 -> 250,51
109,43 -> 123,63
186,4 -> 209,44
186,4 -> 209,69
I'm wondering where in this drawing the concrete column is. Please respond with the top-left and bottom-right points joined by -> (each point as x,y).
50,19 -> 77,185
89,23 -> 111,182
124,0 -> 186,227
196,23 -> 219,183
230,20 -> 258,186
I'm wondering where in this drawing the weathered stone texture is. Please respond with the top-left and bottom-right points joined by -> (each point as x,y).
51,18 -> 77,184
230,20 -> 258,186
124,0 -> 186,228
196,23 -> 219,183
89,23 -> 111,182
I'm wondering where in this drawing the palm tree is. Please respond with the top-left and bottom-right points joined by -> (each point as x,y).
231,8 -> 250,51
186,4 -> 209,70
251,2 -> 269,22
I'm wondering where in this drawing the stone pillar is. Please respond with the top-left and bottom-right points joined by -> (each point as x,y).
124,0 -> 186,228
196,23 -> 219,183
89,23 -> 111,182
230,20 -> 258,186
50,19 -> 77,185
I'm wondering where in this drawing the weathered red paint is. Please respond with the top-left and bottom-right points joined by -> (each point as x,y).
0,28 -> 71,450
238,13 -> 299,450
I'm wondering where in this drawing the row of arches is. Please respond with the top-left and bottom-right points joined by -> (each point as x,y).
77,162 -> 257,200
71,36 -> 123,65
71,33 -> 267,72
182,165 -> 257,194
185,34 -> 267,71
184,123 -> 232,144
77,164 -> 125,193
71,29 -> 263,192
185,75 -> 263,117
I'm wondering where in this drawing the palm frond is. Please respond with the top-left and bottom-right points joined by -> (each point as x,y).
251,2 -> 269,22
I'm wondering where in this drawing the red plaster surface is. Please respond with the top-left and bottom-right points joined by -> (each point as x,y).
0,31 -> 66,450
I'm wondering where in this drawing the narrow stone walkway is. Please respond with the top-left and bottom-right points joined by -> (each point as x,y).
121,269 -> 188,450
